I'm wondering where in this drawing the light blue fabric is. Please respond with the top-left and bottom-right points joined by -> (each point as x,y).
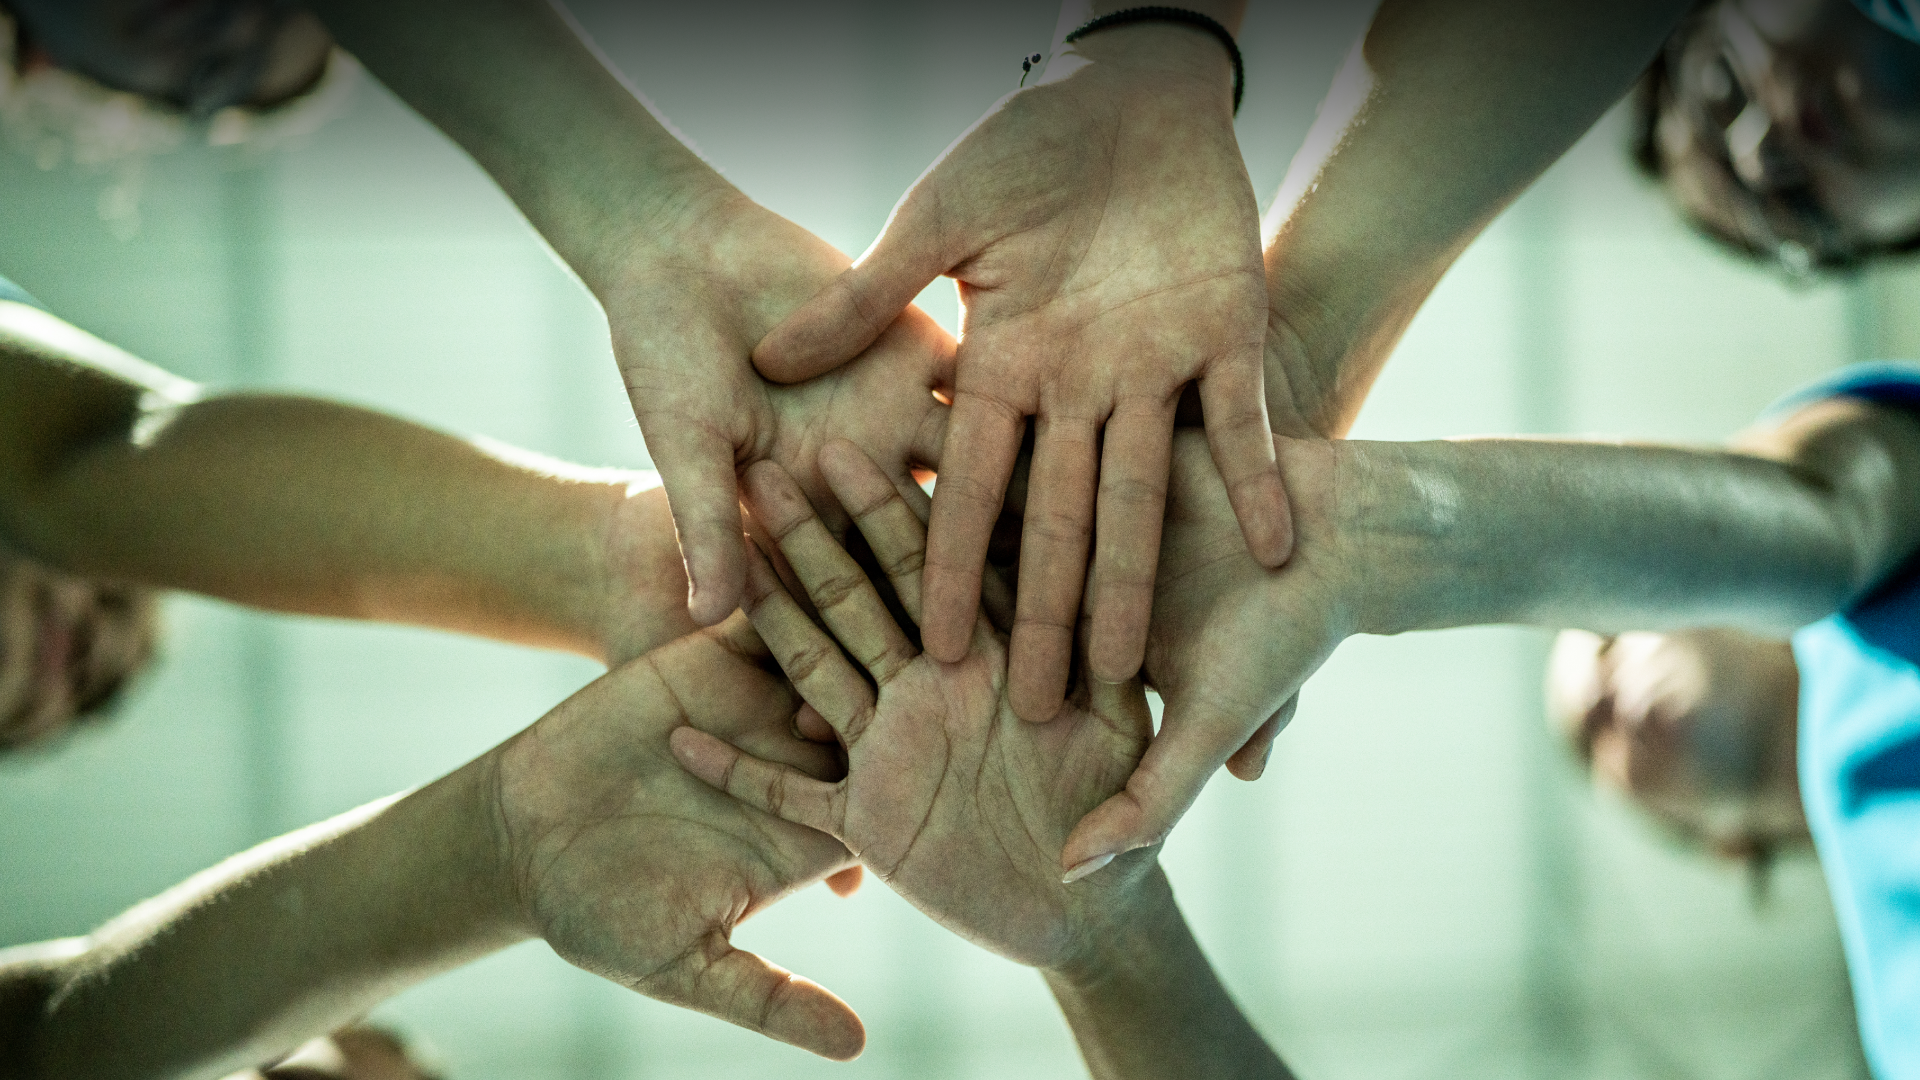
1789,361 -> 1920,1079
1856,0 -> 1920,44
1798,610 -> 1920,1080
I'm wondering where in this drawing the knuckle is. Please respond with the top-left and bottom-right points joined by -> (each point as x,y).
883,545 -> 927,581
782,640 -> 840,685
807,569 -> 871,613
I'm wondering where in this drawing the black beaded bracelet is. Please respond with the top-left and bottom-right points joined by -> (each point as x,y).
1063,7 -> 1244,115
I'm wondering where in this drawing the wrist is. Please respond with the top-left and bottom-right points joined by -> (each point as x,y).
1334,440 -> 1531,637
1042,18 -> 1239,117
1044,861 -> 1181,991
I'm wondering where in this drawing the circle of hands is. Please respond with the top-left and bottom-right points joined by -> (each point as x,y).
490,41 -> 1351,1061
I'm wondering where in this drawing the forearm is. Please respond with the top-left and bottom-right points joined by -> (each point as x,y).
7,389 -> 680,662
1345,402 -> 1920,636
1263,0 -> 1689,434
21,759 -> 525,1080
306,0 -> 730,291
1044,869 -> 1291,1080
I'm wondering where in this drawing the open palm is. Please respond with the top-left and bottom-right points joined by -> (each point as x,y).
491,615 -> 863,1059
672,443 -> 1158,972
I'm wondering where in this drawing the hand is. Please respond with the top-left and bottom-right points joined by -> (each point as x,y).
671,442 -> 1164,971
607,190 -> 953,628
1064,432 -> 1355,874
1548,627 -> 1808,857
488,615 -> 866,1060
752,26 -> 1288,721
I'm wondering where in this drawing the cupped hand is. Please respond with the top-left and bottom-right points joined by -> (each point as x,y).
609,190 -> 954,628
488,614 -> 866,1059
1547,627 -> 1808,856
671,442 -> 1162,971
1063,431 -> 1356,875
752,27 -> 1288,722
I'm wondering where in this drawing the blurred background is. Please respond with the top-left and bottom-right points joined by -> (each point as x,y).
0,1 -> 1908,1077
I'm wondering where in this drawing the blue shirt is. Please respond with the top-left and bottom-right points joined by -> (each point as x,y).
1789,361 -> 1920,1078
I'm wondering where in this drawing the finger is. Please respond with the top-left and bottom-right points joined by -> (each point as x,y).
922,390 -> 1025,663
822,440 -> 931,626
1198,360 -> 1292,568
1224,695 -> 1297,781
643,421 -> 749,627
742,541 -> 876,742
752,194 -> 951,384
825,865 -> 865,898
1085,400 -> 1175,684
1008,410 -> 1100,723
648,929 -> 866,1061
794,702 -> 837,743
743,461 -> 917,687
670,726 -> 844,837
1059,700 -> 1257,878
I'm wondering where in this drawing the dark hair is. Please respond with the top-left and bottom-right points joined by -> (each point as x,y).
1628,7 -> 1920,275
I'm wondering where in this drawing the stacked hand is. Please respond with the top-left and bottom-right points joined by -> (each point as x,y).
671,443 -> 1162,960
484,613 -> 866,1059
751,18 -> 1289,722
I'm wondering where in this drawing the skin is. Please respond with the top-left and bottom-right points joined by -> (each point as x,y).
751,0 -> 1289,723
305,0 -> 954,632
1548,627 -> 1810,857
8,616 -> 862,1080
1057,396 -> 1920,871
5,0 -> 335,114
0,297 -> 730,688
671,442 -> 1292,1079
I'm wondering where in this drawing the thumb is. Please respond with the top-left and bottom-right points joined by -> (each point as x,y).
649,932 -> 866,1060
753,196 -> 951,384
1060,700 -> 1256,879
643,420 -> 749,627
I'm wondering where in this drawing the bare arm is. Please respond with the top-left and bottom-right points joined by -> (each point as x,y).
1063,399 -> 1920,870
1355,398 -> 1920,636
0,299 -> 693,666
1044,870 -> 1291,1080
1262,0 -> 1692,435
5,624 -> 857,1080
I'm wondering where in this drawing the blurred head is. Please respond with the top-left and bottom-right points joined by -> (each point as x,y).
0,550 -> 158,752
1548,628 -> 1809,860
1634,0 -> 1920,272
5,0 -> 333,116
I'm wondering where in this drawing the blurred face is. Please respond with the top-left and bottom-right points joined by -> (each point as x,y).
1655,0 -> 1920,267
1548,628 -> 1808,859
6,0 -> 333,115
0,553 -> 157,751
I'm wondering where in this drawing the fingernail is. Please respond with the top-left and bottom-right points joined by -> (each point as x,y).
1061,852 -> 1116,885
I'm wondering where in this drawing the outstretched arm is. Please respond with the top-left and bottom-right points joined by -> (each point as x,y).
671,442 -> 1290,1078
1065,394 -> 1920,870
4,619 -> 859,1080
1262,0 -> 1691,435
303,0 -> 953,629
0,298 -> 693,666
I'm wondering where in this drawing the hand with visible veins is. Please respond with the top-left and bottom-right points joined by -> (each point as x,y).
752,5 -> 1289,723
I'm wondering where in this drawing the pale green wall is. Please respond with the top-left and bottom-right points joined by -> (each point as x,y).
0,2 -> 1888,1077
